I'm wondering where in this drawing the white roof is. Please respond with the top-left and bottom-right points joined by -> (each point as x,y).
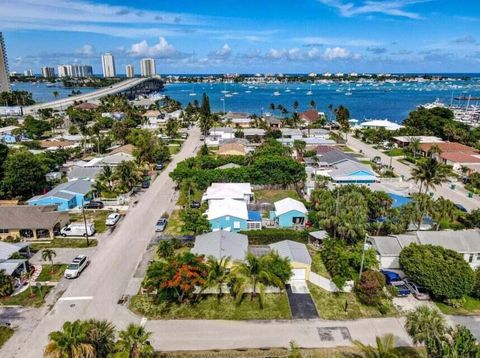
393,136 -> 443,143
0,125 -> 19,134
207,198 -> 248,220
202,183 -> 252,201
274,198 -> 308,216
360,119 -> 404,130
0,241 -> 29,260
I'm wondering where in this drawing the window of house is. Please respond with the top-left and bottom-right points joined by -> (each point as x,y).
225,216 -> 230,221
233,221 -> 240,229
469,254 -> 474,263
0,229 -> 9,234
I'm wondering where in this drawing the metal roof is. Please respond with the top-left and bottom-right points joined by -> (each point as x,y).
192,231 -> 248,261
274,198 -> 308,216
269,240 -> 312,265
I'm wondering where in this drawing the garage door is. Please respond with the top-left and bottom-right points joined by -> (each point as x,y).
291,268 -> 306,281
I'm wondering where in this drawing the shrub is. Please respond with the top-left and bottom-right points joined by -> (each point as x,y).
354,270 -> 386,306
240,229 -> 308,245
445,297 -> 466,308
472,268 -> 480,299
400,244 -> 475,299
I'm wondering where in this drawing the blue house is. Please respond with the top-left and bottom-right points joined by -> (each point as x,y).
328,160 -> 377,184
0,134 -> 16,143
207,198 -> 262,232
270,197 -> 308,228
28,179 -> 93,212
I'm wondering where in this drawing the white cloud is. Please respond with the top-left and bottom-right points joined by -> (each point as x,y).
323,47 -> 360,60
318,0 -> 427,20
212,44 -> 232,59
129,37 -> 177,58
297,36 -> 382,47
76,44 -> 95,56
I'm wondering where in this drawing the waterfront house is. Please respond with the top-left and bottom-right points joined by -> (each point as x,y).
264,115 -> 282,128
202,183 -> 253,204
0,205 -> 69,240
360,119 -> 404,131
269,240 -> 312,281
368,230 -> 480,270
269,198 -> 308,228
392,136 -> 443,148
299,109 -> 325,126
223,112 -> 253,128
419,142 -> 477,158
192,231 -> 249,263
27,179 -> 93,211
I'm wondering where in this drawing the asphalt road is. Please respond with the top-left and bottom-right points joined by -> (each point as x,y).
2,126 -> 201,358
345,134 -> 480,211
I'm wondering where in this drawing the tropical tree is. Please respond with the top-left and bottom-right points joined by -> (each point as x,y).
309,100 -> 316,109
115,324 -> 153,358
293,140 -> 306,160
441,325 -> 480,358
41,248 -> 57,269
410,157 -> 450,194
231,252 -> 285,308
405,306 -> 447,358
201,256 -> 231,300
98,166 -> 115,192
354,334 -> 399,358
52,91 -> 59,99
292,100 -> 299,113
157,240 -> 174,259
85,319 -> 116,358
44,320 -> 95,358
115,161 -> 141,192
0,269 -> 14,297
406,138 -> 421,159
335,105 -> 350,141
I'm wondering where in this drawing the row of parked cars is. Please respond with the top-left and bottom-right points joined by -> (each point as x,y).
381,270 -> 430,300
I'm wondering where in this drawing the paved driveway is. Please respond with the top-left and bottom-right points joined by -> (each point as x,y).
30,247 -> 98,265
286,283 -> 319,319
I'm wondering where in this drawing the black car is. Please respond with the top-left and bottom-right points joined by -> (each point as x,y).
141,180 -> 150,189
83,201 -> 104,209
190,201 -> 201,209
155,163 -> 164,170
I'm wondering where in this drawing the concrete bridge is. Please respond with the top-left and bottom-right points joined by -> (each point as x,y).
24,76 -> 163,114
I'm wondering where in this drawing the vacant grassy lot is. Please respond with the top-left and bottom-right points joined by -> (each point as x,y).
157,347 -> 423,358
308,248 -> 330,278
163,210 -> 193,236
36,264 -> 68,282
308,284 -> 397,320
385,148 -> 405,157
0,286 -> 51,307
254,189 -> 300,203
0,326 -> 14,348
130,293 -> 291,320
69,210 -> 112,233
436,296 -> 480,316
168,144 -> 181,155
30,238 -> 97,252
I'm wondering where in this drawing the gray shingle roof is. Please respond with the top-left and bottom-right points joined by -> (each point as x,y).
67,167 -> 102,180
317,150 -> 357,165
0,242 -> 30,260
269,240 -> 312,265
192,231 -> 248,261
417,230 -> 480,253
368,234 -> 418,256
0,206 -> 68,230
50,179 -> 93,196
329,160 -> 375,178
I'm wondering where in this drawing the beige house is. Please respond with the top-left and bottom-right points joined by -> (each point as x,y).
0,205 -> 69,240
269,240 -> 312,281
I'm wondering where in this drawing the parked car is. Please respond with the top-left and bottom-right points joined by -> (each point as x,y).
372,156 -> 382,165
455,203 -> 468,213
190,201 -> 201,209
155,218 -> 168,232
105,213 -> 121,226
83,201 -> 104,209
141,180 -> 150,189
60,223 -> 95,237
64,255 -> 89,279
404,278 -> 430,300
155,163 -> 164,171
381,270 -> 410,297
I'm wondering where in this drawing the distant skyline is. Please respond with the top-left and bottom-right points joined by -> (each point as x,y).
2,0 -> 480,74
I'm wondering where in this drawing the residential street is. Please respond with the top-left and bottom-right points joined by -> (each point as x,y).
1,126 -> 202,358
346,134 -> 480,211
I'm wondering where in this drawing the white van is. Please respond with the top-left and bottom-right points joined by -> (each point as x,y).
60,223 -> 95,237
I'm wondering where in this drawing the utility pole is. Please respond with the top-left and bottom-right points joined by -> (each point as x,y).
82,205 -> 90,246
359,234 -> 368,279
333,185 -> 340,240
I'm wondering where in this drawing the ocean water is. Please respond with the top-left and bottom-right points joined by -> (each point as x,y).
13,75 -> 480,122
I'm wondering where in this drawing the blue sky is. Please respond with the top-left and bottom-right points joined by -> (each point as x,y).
2,0 -> 480,74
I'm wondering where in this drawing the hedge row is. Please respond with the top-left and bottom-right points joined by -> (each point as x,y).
240,229 -> 308,245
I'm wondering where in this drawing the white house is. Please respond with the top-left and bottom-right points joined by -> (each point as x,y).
360,119 -> 404,131
205,127 -> 235,146
202,183 -> 253,204
368,230 -> 480,270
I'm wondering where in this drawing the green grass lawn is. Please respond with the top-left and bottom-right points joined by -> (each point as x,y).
385,148 -> 404,157
308,248 -> 331,278
30,238 -> 98,252
341,146 -> 354,153
36,264 -> 68,282
69,210 -> 112,233
359,159 -> 373,166
163,210 -> 192,236
254,189 -> 300,203
130,293 -> 291,320
168,144 -> 181,155
0,326 -> 14,348
177,188 -> 204,206
308,284 -> 397,320
435,296 -> 480,315
0,286 -> 51,307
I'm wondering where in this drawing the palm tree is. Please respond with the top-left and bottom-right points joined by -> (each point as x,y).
115,161 -> 141,192
433,197 -> 459,229
405,306 -> 447,358
269,103 -> 275,113
354,334 -> 398,358
44,320 -> 95,358
85,319 -> 116,358
98,166 -> 115,192
407,138 -> 421,159
309,100 -> 316,109
231,253 -> 284,308
181,178 -> 196,206
116,324 -> 153,358
202,256 -> 231,300
409,157 -> 451,194
157,240 -> 174,259
41,248 -> 57,270
293,140 -> 306,160
292,100 -> 299,113
52,91 -> 59,99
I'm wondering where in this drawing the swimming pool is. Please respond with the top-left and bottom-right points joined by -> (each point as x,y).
388,193 -> 411,208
